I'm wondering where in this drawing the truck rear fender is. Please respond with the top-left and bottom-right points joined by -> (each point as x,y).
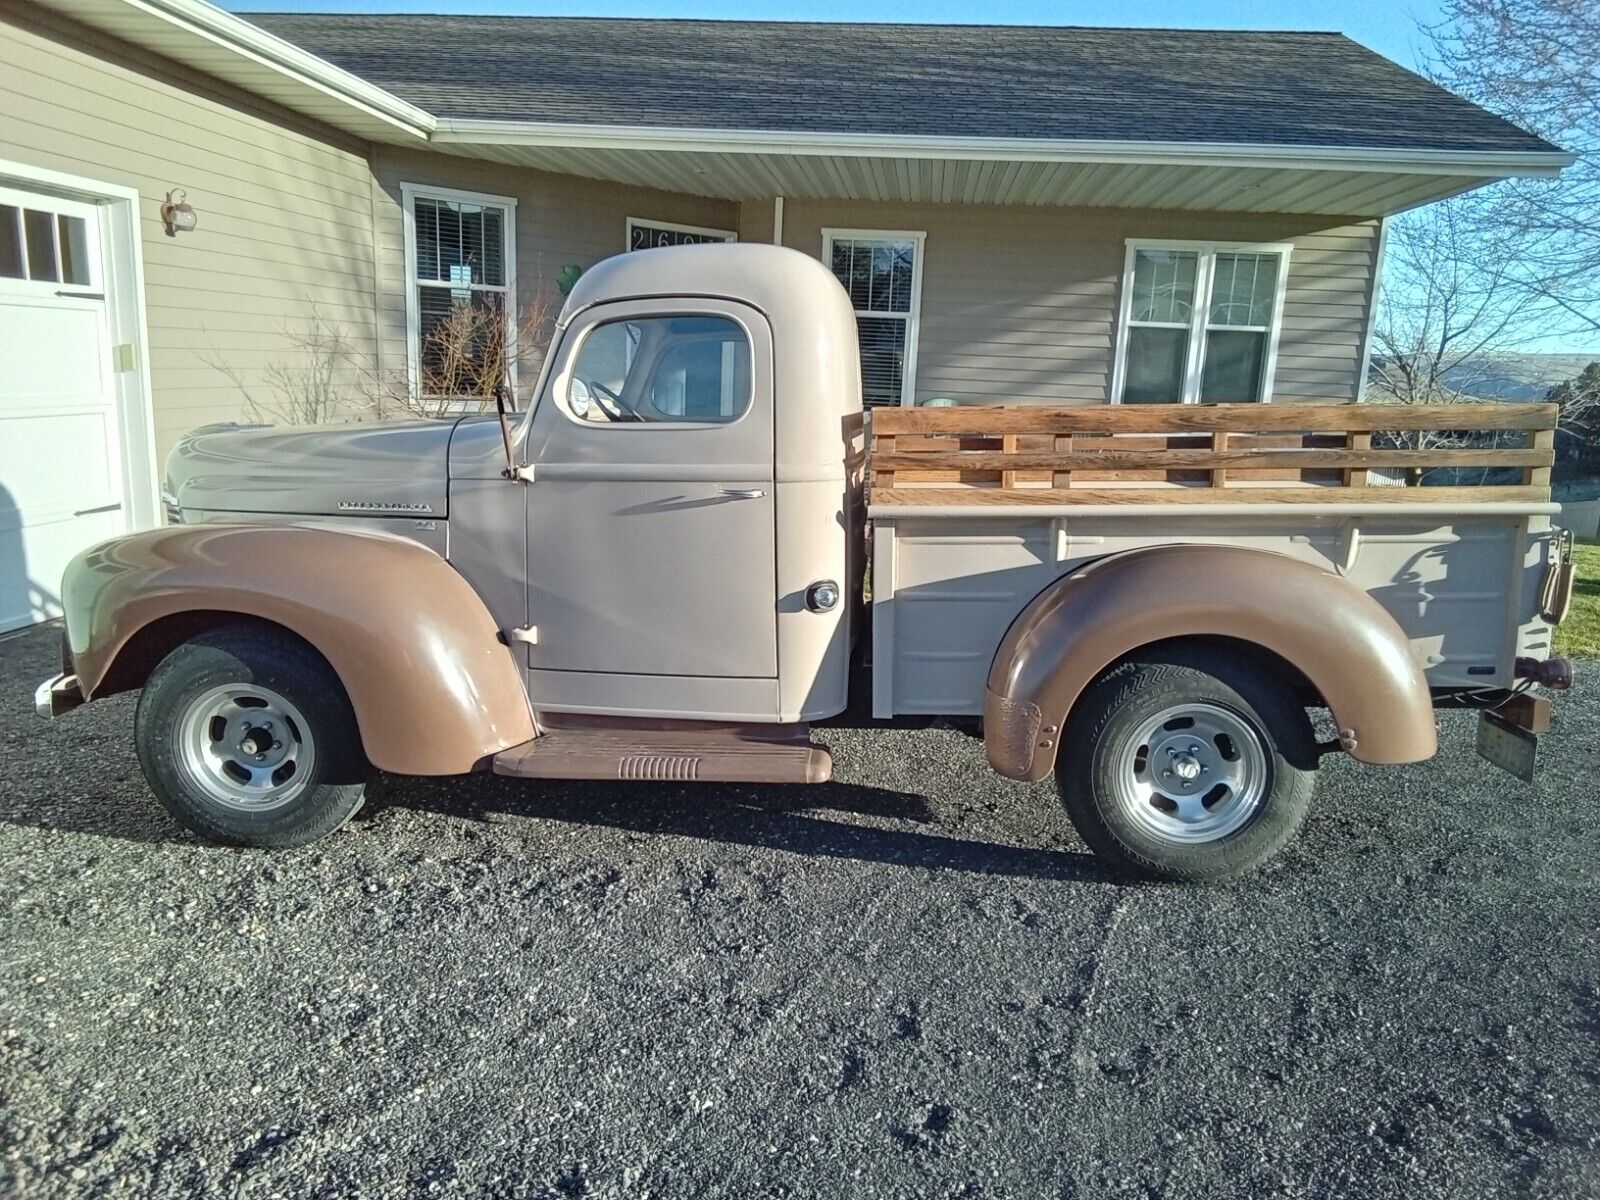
983,544 -> 1436,781
62,524 -> 535,775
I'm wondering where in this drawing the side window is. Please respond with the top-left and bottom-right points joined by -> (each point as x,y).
564,315 -> 752,425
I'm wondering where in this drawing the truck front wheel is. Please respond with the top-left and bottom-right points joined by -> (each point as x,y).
1056,647 -> 1317,883
136,624 -> 371,848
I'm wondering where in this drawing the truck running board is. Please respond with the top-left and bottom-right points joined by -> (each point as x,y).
492,716 -> 832,784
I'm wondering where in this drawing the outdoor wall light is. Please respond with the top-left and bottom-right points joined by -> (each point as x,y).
160,189 -> 197,237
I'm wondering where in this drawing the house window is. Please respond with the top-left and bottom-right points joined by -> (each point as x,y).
823,230 -> 925,407
1115,241 -> 1291,404
626,218 -> 736,251
402,184 -> 516,398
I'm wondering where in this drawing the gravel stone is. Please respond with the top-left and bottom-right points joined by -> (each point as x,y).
1,622 -> 1597,1198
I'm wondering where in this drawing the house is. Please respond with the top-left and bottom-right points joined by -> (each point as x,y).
0,0 -> 1571,632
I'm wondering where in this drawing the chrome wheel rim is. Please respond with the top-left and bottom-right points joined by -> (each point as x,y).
1114,702 -> 1269,844
175,684 -> 315,811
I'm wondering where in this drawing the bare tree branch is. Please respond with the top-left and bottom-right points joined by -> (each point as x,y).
202,284 -> 561,426
1422,0 -> 1600,336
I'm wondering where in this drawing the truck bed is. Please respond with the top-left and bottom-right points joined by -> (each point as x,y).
866,403 -> 1561,717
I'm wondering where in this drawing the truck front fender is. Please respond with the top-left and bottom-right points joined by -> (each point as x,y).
62,524 -> 535,775
983,544 -> 1436,781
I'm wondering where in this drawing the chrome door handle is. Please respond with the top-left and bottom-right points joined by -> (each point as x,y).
717,488 -> 766,499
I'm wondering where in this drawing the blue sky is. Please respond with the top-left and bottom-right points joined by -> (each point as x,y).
229,0 -> 1445,67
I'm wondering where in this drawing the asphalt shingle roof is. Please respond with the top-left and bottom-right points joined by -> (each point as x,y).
245,15 -> 1559,155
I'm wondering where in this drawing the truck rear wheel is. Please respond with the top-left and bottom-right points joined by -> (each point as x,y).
136,624 -> 371,848
1056,646 -> 1317,883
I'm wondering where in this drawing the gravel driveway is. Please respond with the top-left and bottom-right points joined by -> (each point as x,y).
1,621 -> 1597,1199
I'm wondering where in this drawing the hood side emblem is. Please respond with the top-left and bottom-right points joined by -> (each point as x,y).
338,501 -> 435,514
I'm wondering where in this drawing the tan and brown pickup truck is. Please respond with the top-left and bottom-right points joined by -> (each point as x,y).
36,244 -> 1576,881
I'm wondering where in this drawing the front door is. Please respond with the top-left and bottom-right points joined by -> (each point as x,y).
521,299 -> 778,718
0,186 -> 122,633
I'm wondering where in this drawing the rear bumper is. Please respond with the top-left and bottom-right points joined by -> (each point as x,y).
34,673 -> 85,720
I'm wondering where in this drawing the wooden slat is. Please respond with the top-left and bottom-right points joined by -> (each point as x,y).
870,403 -> 1558,436
870,486 -> 1551,507
873,433 -> 896,491
1344,430 -> 1371,487
1000,433 -> 1021,490
1210,431 -> 1229,488
1052,434 -> 1072,489
870,448 -> 1554,473
1527,428 -> 1555,489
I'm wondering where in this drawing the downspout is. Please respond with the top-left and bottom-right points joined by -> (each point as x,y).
772,195 -> 785,247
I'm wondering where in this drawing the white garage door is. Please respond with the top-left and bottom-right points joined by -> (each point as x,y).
0,185 -> 125,633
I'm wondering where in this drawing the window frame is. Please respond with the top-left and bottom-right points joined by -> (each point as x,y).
400,181 -> 518,402
625,216 -> 738,251
1111,238 -> 1293,405
821,228 -> 926,408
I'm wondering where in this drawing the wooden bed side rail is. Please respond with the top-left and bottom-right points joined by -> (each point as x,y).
867,402 -> 1557,504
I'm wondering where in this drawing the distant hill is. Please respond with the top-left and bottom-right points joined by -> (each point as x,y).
1437,353 -> 1600,401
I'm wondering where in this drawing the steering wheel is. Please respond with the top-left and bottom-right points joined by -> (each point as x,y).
588,380 -> 638,422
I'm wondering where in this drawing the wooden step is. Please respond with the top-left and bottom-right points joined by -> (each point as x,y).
493,716 -> 832,784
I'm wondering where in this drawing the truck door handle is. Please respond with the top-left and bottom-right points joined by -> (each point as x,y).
717,488 -> 767,499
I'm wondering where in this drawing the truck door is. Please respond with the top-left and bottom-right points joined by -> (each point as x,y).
520,299 -> 779,718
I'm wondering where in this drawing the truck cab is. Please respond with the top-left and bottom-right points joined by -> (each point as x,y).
446,246 -> 865,727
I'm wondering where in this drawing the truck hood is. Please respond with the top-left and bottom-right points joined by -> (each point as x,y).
165,419 -> 458,518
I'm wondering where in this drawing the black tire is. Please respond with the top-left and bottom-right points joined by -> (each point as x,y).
1056,645 -> 1318,883
136,623 -> 371,848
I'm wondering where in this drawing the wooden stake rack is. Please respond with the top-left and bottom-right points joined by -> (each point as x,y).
868,403 -> 1558,507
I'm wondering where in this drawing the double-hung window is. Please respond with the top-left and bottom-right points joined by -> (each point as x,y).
823,230 -> 925,407
402,184 -> 516,399
1114,241 -> 1291,404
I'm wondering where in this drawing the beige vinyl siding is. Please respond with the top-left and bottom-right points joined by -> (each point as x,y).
745,199 -> 1379,405
370,148 -> 739,389
0,0 -> 379,460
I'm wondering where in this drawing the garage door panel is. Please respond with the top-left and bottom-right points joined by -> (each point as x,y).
0,299 -> 109,405
0,186 -> 122,634
0,411 -> 120,517
0,506 -> 120,632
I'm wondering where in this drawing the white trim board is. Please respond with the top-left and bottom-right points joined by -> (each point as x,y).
1356,217 -> 1392,400
1111,238 -> 1294,405
399,181 -> 518,402
59,0 -> 435,139
433,119 -> 1575,178
0,156 -> 159,534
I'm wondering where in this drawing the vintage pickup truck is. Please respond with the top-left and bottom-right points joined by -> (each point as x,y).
37,244 -> 1575,881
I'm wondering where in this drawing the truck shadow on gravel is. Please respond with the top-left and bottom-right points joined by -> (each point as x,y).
361,773 -> 1112,883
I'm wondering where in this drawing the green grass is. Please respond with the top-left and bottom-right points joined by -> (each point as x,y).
1555,539 -> 1600,660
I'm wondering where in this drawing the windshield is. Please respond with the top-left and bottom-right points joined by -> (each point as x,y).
565,315 -> 752,425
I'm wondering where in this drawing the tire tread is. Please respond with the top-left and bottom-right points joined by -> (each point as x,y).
1057,645 -> 1316,883
136,623 -> 370,849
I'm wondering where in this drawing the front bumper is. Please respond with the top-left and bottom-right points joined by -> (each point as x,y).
34,673 -> 85,720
